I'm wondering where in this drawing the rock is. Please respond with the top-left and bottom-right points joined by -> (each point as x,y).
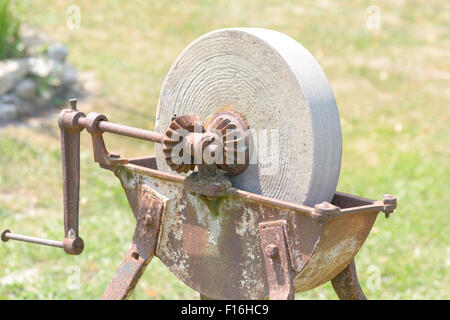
19,23 -> 51,56
0,24 -> 79,123
0,103 -> 19,122
39,86 -> 54,100
14,78 -> 37,100
46,43 -> 68,63
48,61 -> 64,86
0,59 -> 29,95
28,56 -> 54,78
34,96 -> 50,110
61,64 -> 78,86
0,94 -> 31,118
26,44 -> 46,56
1,93 -> 20,104
46,62 -> 78,87
15,99 -> 35,116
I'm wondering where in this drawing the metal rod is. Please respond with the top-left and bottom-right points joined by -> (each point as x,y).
98,121 -> 163,143
78,117 -> 163,143
340,203 -> 385,214
1,230 -> 64,248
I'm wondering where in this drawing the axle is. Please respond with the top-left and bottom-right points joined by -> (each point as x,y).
77,116 -> 164,143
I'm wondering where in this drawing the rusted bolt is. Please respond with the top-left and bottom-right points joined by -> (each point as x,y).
320,202 -> 330,209
264,244 -> 278,258
382,194 -> 397,218
69,98 -> 77,110
144,214 -> 153,226
314,201 -> 339,216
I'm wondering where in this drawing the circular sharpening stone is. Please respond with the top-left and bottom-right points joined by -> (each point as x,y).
155,28 -> 342,206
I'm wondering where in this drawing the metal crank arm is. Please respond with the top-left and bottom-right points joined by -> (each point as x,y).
58,99 -> 85,254
102,190 -> 164,300
1,99 -> 165,255
2,99 -> 85,255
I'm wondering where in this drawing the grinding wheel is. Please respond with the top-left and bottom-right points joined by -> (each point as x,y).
155,28 -> 341,206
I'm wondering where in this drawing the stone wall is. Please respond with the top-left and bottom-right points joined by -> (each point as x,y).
0,24 -> 79,123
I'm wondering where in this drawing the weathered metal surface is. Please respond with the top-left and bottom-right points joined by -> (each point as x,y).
183,174 -> 232,197
161,111 -> 249,176
293,217 -> 377,293
58,101 -> 85,254
161,114 -> 202,173
102,188 -> 165,299
259,220 -> 295,300
293,203 -> 378,292
331,259 -> 367,300
115,162 -> 391,299
116,166 -> 319,299
206,110 -> 249,176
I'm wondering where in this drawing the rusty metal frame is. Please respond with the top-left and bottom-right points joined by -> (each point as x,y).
117,161 -> 397,299
331,259 -> 367,300
101,189 -> 164,299
259,220 -> 295,300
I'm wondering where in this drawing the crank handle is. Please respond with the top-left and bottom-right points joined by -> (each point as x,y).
2,99 -> 164,256
2,99 -> 85,256
1,229 -> 84,255
58,99 -> 84,254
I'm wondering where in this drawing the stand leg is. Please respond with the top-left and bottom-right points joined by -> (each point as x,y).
331,259 -> 367,300
102,192 -> 164,300
101,246 -> 154,299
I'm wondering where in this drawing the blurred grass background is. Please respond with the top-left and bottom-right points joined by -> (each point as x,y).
0,0 -> 449,299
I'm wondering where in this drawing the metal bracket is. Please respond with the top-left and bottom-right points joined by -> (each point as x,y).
259,219 -> 295,300
84,112 -> 128,168
183,168 -> 232,197
101,190 -> 164,299
382,194 -> 397,218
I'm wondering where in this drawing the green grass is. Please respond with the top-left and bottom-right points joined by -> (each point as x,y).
0,0 -> 449,299
0,0 -> 23,59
